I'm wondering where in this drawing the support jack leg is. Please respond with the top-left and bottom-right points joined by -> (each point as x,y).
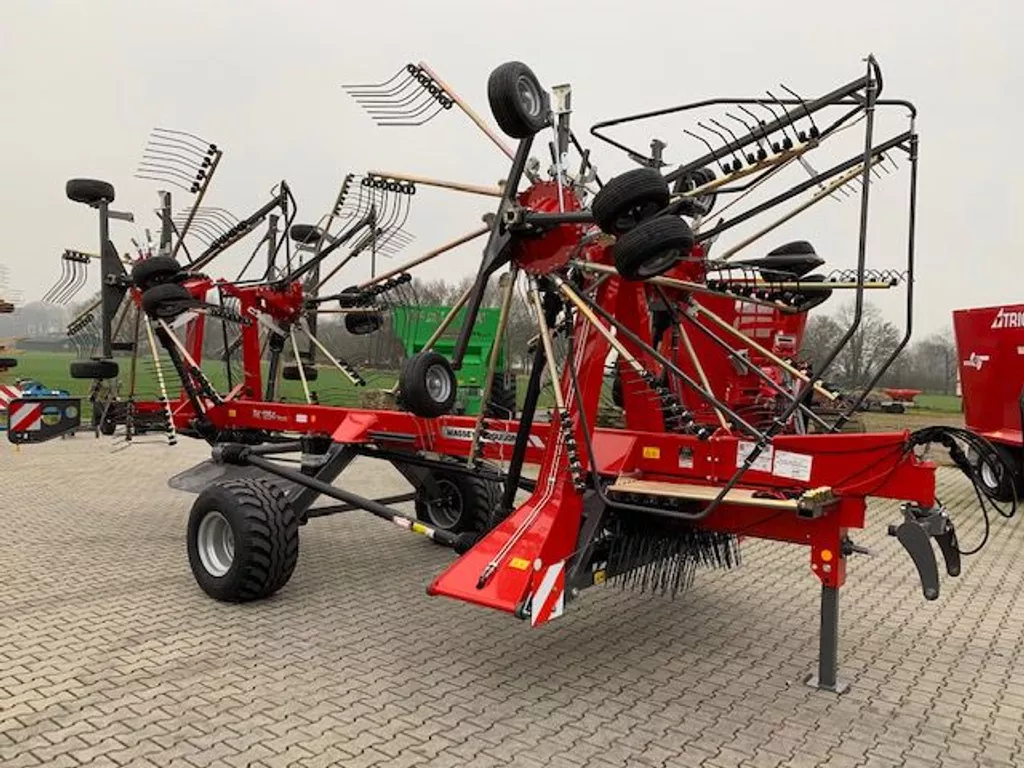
804,585 -> 850,694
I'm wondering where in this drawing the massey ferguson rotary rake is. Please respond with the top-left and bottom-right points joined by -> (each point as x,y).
16,56 -> 1017,693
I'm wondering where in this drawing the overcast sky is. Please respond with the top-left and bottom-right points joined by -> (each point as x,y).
2,0 -> 1020,336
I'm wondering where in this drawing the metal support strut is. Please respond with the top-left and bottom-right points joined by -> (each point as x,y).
805,585 -> 849,694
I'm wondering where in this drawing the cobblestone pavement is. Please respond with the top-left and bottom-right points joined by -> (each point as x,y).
2,437 -> 1023,767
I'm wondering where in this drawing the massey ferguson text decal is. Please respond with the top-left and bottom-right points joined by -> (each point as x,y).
442,425 -> 545,448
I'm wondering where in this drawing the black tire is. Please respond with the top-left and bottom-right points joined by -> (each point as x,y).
66,178 -> 115,205
974,443 -> 1021,503
282,363 -> 319,382
415,470 -> 502,534
398,351 -> 458,418
591,168 -> 671,236
791,274 -> 833,312
141,282 -> 195,318
290,224 -> 324,245
611,370 -> 623,407
671,166 -> 717,217
486,373 -> 517,418
187,478 -> 299,603
612,215 -> 694,281
69,358 -> 119,380
131,256 -> 182,290
487,61 -> 550,139
0,357 -> 16,369
345,311 -> 383,336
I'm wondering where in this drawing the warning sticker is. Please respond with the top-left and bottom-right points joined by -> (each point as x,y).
737,440 -> 773,473
773,450 -> 813,482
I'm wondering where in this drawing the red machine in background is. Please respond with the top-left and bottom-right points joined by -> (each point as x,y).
953,303 -> 1024,501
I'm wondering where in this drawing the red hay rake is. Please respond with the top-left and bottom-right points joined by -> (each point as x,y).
22,56 -> 1019,694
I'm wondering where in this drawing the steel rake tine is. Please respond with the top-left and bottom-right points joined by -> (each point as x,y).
134,173 -> 193,193
150,127 -> 217,153
376,104 -> 448,127
779,83 -> 821,140
143,142 -> 211,166
342,64 -> 418,96
358,83 -> 434,111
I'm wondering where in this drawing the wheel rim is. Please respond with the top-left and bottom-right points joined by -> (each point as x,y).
197,511 -> 235,577
515,75 -> 542,117
426,479 -> 464,530
613,201 -> 661,233
425,364 -> 453,403
980,460 -> 1000,491
636,248 -> 682,278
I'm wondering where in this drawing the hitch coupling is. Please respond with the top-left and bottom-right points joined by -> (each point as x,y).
888,503 -> 961,600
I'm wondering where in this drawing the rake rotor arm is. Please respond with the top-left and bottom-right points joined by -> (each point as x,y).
189,185 -> 291,273
449,136 -> 536,368
284,209 -> 376,285
689,130 -> 911,244
417,61 -> 515,160
367,170 -> 504,198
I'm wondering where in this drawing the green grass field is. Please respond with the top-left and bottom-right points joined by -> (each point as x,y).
3,351 -> 963,433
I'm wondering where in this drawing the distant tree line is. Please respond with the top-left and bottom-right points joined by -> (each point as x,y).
798,300 -> 959,394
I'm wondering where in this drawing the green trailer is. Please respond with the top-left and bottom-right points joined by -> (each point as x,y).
391,305 -> 516,417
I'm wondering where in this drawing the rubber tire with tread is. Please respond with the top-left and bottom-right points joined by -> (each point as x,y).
290,224 -> 324,245
187,478 -> 299,603
974,442 -> 1021,503
66,178 -> 115,206
591,168 -> 671,236
612,215 -> 695,281
415,469 -> 503,535
282,363 -> 319,382
69,358 -> 119,380
141,282 -> 194,318
345,311 -> 383,336
131,256 -> 182,290
398,351 -> 458,418
485,373 -> 517,418
487,61 -> 550,140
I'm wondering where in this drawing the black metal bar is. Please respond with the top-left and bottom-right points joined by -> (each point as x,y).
243,453 -> 460,547
499,332 -> 549,517
289,445 -> 355,516
833,133 -> 919,425
306,492 -> 417,518
771,59 -> 879,422
285,210 -> 374,284
807,585 -> 846,692
522,211 -> 595,227
593,72 -> 874,182
189,188 -> 288,273
690,130 -> 912,243
450,135 -> 534,368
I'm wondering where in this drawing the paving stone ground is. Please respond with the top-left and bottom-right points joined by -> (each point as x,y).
2,437 -> 1023,767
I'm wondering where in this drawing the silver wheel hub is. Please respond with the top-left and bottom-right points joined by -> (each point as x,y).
197,511 -> 235,577
425,364 -> 452,403
516,76 -> 540,116
981,460 -> 999,490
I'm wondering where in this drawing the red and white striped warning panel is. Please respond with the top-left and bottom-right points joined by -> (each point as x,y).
0,385 -> 22,408
530,560 -> 566,627
6,397 -> 82,444
8,400 -> 43,432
